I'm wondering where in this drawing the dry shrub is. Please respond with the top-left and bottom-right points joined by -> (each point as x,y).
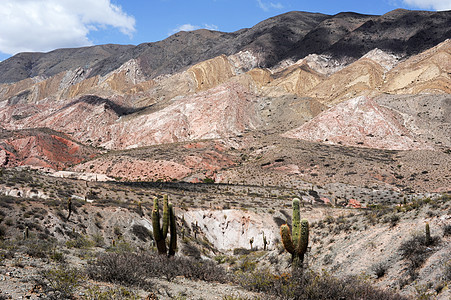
443,224 -> 451,236
399,232 -> 439,269
0,225 -> 6,240
371,262 -> 389,278
86,251 -> 228,289
181,242 -> 201,259
236,268 -> 408,300
398,231 -> 441,282
19,239 -> 55,258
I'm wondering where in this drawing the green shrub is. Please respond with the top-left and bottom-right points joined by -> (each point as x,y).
107,240 -> 135,253
40,265 -> 83,298
49,250 -> 66,263
223,295 -> 259,300
443,224 -> 451,236
444,260 -> 451,281
234,268 -> 287,293
82,286 -> 140,300
91,233 -> 105,247
233,248 -> 251,256
371,262 -> 389,278
181,242 -> 201,259
383,214 -> 400,227
19,239 -> 54,258
66,234 -> 95,249
235,256 -> 257,273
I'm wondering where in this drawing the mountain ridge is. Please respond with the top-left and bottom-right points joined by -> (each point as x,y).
0,9 -> 450,84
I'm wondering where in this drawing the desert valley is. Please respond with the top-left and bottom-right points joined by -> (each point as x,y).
0,8 -> 450,300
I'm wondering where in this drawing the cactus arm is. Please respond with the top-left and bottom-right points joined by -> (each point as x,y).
280,224 -> 295,255
162,194 -> 169,238
152,197 -> 161,240
152,197 -> 167,254
67,198 -> 72,220
292,198 -> 301,248
297,218 -> 309,259
425,222 -> 431,246
168,203 -> 177,257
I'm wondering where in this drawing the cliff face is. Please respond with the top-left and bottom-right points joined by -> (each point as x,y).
0,10 -> 449,192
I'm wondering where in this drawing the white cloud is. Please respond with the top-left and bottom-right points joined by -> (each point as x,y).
169,23 -> 219,35
204,24 -> 219,31
257,0 -> 284,11
175,24 -> 200,32
0,0 -> 136,55
403,0 -> 451,10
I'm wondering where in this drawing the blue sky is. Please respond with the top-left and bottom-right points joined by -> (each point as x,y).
0,0 -> 449,62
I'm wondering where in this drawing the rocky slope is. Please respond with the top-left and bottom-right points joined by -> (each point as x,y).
0,128 -> 98,170
283,96 -> 434,151
0,169 -> 449,299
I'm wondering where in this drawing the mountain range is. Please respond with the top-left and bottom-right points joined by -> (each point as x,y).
0,8 -> 449,197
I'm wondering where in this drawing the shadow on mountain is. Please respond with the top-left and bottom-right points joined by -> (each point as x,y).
62,95 -> 145,117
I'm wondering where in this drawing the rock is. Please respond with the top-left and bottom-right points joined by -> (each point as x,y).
183,209 -> 279,251
347,199 -> 362,208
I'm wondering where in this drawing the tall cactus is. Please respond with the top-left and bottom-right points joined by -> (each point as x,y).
168,203 -> 177,256
67,197 -> 72,220
162,195 -> 169,237
24,226 -> 29,240
152,195 -> 177,256
263,232 -> 269,251
280,198 -> 309,269
425,222 -> 431,246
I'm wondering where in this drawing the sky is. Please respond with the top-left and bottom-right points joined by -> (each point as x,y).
0,0 -> 450,62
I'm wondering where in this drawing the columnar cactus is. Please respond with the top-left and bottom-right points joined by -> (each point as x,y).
152,195 -> 177,256
24,226 -> 29,240
425,222 -> 431,246
280,198 -> 309,269
67,198 -> 72,220
137,201 -> 143,217
168,203 -> 177,257
263,232 -> 269,251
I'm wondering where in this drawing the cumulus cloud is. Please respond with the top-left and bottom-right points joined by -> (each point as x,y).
0,0 -> 135,55
169,23 -> 219,35
403,0 -> 451,10
257,0 -> 284,11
